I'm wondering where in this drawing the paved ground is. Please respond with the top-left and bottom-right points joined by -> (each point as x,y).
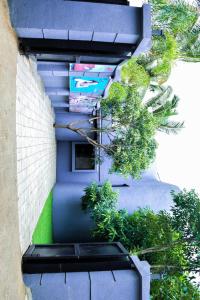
0,1 -> 25,299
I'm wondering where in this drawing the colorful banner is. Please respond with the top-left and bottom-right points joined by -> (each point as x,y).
70,76 -> 109,94
69,95 -> 98,113
70,63 -> 116,73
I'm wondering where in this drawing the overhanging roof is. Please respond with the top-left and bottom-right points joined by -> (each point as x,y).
9,0 -> 151,60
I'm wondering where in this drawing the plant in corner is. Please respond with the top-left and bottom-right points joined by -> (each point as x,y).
82,181 -> 118,212
82,184 -> 200,298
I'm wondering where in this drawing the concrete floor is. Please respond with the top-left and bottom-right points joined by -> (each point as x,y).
0,1 -> 25,299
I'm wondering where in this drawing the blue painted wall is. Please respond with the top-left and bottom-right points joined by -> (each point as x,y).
56,112 -> 95,142
24,270 -> 140,300
53,183 -> 96,242
10,0 -> 142,43
53,112 -> 180,242
23,257 -> 150,300
56,141 -> 99,183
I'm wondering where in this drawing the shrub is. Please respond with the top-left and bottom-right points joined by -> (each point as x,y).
139,34 -> 178,83
82,184 -> 200,298
101,84 -> 158,179
82,181 -> 118,211
121,58 -> 150,94
150,0 -> 198,35
151,275 -> 200,300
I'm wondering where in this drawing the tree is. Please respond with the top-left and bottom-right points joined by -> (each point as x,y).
82,184 -> 200,275
144,85 -> 184,134
121,58 -> 150,96
150,0 -> 198,35
82,183 -> 200,298
55,79 -> 184,178
137,0 -> 200,84
177,24 -> 200,62
82,181 -> 118,211
151,275 -> 200,300
137,33 -> 179,84
170,189 -> 200,273
55,83 -> 158,179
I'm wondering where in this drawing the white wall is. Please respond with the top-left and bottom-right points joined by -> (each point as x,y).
16,54 -> 56,253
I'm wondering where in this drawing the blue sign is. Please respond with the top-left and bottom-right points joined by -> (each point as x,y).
70,76 -> 109,94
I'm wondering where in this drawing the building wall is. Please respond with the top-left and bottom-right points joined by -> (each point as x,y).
56,141 -> 99,184
16,54 -> 56,253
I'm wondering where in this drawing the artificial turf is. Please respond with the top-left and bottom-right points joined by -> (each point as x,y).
32,191 -> 53,244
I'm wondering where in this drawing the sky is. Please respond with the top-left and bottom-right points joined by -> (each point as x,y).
155,62 -> 200,194
129,0 -> 200,194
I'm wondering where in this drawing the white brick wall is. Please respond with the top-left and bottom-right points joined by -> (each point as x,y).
16,54 -> 56,253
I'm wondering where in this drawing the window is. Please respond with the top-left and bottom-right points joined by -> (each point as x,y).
72,142 -> 96,172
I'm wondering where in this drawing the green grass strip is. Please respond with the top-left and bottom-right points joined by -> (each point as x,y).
32,191 -> 53,244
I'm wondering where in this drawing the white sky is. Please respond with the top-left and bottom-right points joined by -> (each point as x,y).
130,0 -> 200,193
156,62 -> 200,194
129,0 -> 200,193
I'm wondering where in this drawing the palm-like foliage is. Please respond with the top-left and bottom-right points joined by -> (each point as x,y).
178,24 -> 200,62
138,0 -> 200,83
158,120 -> 184,135
150,0 -> 198,35
145,85 -> 184,134
137,33 -> 179,84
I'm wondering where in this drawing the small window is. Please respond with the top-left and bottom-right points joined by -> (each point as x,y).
72,142 -> 96,172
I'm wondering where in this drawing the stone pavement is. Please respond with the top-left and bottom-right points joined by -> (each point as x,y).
0,1 -> 25,299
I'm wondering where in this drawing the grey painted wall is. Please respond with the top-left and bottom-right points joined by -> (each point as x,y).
55,112 -> 95,142
53,111 -> 180,242
23,256 -> 151,300
56,141 -> 99,183
9,0 -> 142,43
53,183 -> 96,243
23,270 -> 140,300
117,178 -> 180,214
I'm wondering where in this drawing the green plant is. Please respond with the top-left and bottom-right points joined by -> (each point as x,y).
82,181 -> 126,241
152,34 -> 178,78
82,185 -> 200,297
138,33 -> 178,83
177,24 -> 200,62
56,83 -> 158,179
145,85 -> 184,134
82,181 -> 118,211
82,185 -> 200,274
82,184 -> 200,296
121,58 -> 150,95
151,275 -> 200,300
150,0 -> 198,35
138,1 -> 200,83
103,84 -> 158,178
93,208 -> 128,242
171,189 -> 200,271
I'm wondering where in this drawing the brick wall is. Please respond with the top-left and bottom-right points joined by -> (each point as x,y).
16,54 -> 56,253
